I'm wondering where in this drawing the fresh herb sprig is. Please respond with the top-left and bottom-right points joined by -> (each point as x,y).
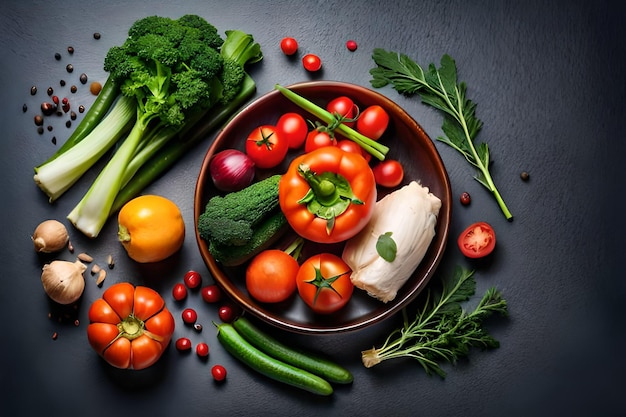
361,267 -> 508,378
369,49 -> 513,220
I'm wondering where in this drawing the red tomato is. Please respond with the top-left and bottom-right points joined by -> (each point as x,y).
280,37 -> 298,55
336,139 -> 371,163
296,253 -> 353,314
246,249 -> 299,303
304,129 -> 336,153
276,112 -> 308,149
457,222 -> 496,258
372,159 -> 404,188
87,282 -> 175,370
302,54 -> 322,72
245,125 -> 288,169
327,96 -> 357,127
356,105 -> 389,140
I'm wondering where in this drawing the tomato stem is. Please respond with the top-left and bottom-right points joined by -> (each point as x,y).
118,315 -> 145,340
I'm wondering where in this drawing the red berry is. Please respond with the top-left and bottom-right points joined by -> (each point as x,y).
175,337 -> 192,352
346,40 -> 358,51
184,270 -> 202,289
171,283 -> 187,301
218,305 -> 236,323
211,364 -> 227,381
201,285 -> 222,303
460,192 -> 471,206
196,342 -> 210,358
181,308 -> 198,324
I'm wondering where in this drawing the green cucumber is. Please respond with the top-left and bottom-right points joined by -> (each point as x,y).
216,323 -> 334,396
233,316 -> 353,384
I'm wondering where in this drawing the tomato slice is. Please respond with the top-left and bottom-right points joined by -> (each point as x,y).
457,221 -> 496,258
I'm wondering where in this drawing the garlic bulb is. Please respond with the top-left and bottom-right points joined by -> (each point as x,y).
41,259 -> 86,304
32,220 -> 69,253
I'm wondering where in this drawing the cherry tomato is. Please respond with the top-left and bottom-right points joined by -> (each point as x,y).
457,221 -> 496,258
211,364 -> 227,381
302,53 -> 322,72
246,249 -> 299,303
336,139 -> 370,162
245,125 -> 288,169
218,305 -> 236,323
326,96 -> 357,127
304,129 -> 336,153
372,159 -> 404,188
201,285 -> 222,304
184,270 -> 202,289
275,112 -> 308,149
171,283 -> 187,301
356,105 -> 390,140
181,308 -> 198,324
175,337 -> 192,352
196,342 -> 210,358
296,253 -> 353,314
280,37 -> 298,55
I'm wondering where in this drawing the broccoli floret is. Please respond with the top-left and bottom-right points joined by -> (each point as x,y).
197,175 -> 282,246
209,210 -> 289,266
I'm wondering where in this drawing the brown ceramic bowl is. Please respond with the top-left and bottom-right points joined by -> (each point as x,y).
194,81 -> 451,334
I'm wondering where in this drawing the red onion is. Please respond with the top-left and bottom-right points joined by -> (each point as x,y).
209,149 -> 256,192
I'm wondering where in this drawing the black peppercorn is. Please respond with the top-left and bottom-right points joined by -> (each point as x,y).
93,32 -> 101,40
79,73 -> 88,84
67,46 -> 74,54
54,52 -> 61,60
66,64 -> 74,73
30,86 -> 37,95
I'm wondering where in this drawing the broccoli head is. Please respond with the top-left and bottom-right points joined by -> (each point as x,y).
103,15 -> 228,129
197,175 -> 281,246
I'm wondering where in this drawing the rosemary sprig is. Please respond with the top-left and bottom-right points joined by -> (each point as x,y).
361,267 -> 508,378
369,49 -> 513,220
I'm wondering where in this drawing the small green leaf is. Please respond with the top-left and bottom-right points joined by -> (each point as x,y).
376,232 -> 397,262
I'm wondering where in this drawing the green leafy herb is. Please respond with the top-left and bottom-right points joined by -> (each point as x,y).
376,232 -> 397,262
369,49 -> 513,220
361,266 -> 508,378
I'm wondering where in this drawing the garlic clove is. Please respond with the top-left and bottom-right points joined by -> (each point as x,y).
41,259 -> 86,305
32,219 -> 70,253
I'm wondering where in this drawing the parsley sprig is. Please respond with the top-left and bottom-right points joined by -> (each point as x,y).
361,267 -> 508,378
370,49 -> 513,220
